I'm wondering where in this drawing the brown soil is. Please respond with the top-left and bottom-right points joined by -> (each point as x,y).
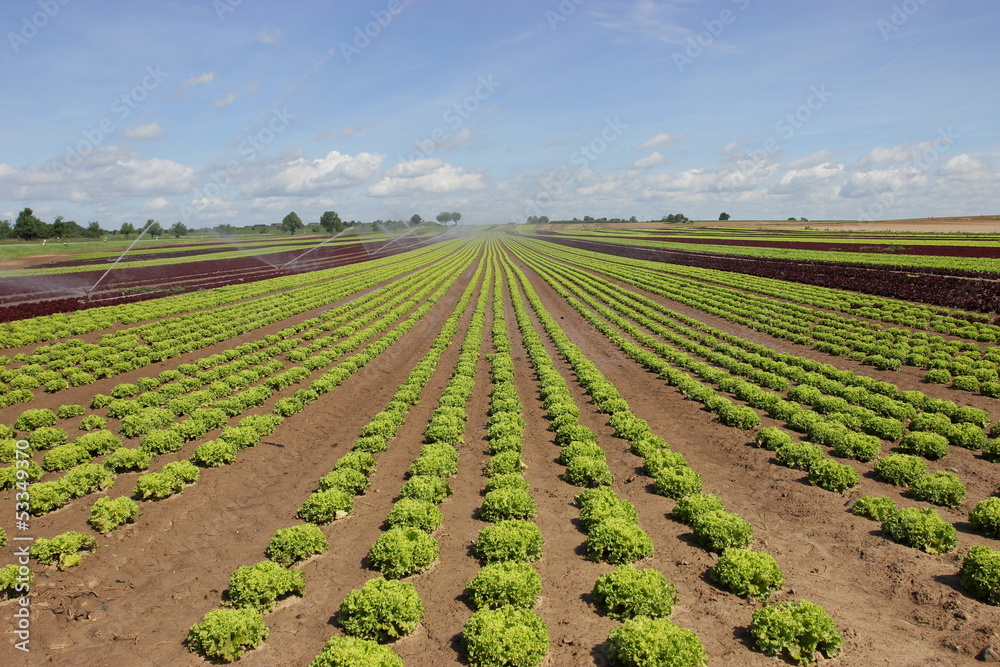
2,240 -> 999,666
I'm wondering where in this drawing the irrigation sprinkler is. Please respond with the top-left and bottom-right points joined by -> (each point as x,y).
87,219 -> 157,295
277,225 -> 356,270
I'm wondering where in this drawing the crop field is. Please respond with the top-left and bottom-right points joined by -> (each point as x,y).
3,227 -> 1000,666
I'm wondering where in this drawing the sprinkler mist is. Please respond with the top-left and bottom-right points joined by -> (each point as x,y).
85,219 -> 157,300
277,226 -> 356,271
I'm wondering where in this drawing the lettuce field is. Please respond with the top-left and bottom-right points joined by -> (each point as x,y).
3,226 -> 1000,666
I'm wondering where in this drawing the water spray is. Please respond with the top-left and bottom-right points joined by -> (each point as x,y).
86,219 -> 157,298
277,225 -> 356,270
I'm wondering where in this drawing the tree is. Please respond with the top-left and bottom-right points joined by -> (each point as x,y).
83,221 -> 103,238
319,211 -> 343,233
450,212 -> 461,225
719,212 -> 730,221
281,212 -> 304,235
52,216 -> 84,238
538,215 -> 549,224
436,212 -> 452,224
629,216 -> 638,223
214,224 -> 235,236
663,213 -> 690,224
146,220 -> 164,237
13,208 -> 48,240
120,222 -> 136,237
170,222 -> 188,238
409,214 -> 423,226
0,221 -> 11,238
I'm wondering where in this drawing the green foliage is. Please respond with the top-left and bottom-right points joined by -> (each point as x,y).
716,403 -> 760,430
575,487 -> 638,531
89,496 -> 139,533
28,426 -> 68,450
882,507 -> 957,554
368,527 -> 439,579
386,498 -> 444,532
73,429 -> 122,455
309,635 -> 403,667
0,563 -> 33,597
462,607 -> 549,667
775,442 -> 824,471
484,451 -> 525,477
749,600 -> 842,665
335,451 -> 378,476
607,616 -> 707,667
873,453 -> 928,486
908,470 -> 966,508
41,443 -> 90,471
398,475 -> 452,504
807,458 -> 860,493
266,524 -> 329,566
27,481 -> 70,515
970,498 -> 1000,539
474,520 -> 544,563
465,561 -> 542,610
690,510 -> 754,552
563,455 -> 614,487
139,429 -> 184,455
191,440 -> 239,468
225,560 -> 305,612
642,449 -> 688,477
558,440 -> 605,465
672,493 -> 726,525
709,548 -> 784,600
592,564 -> 678,620
133,471 -> 184,500
61,462 -> 114,497
947,422 -> 987,450
56,404 -> 87,419
959,545 -> 1000,605
898,431 -> 949,460
103,447 -> 152,472
186,607 -> 269,663
297,488 -> 354,524
652,466 -> 702,499
30,531 -> 97,568
586,518 -> 654,564
14,408 -> 56,431
484,473 -> 529,494
163,460 -> 200,483
338,577 -> 424,643
754,427 -> 795,451
851,495 -> 897,522
480,487 -> 537,522
829,432 -> 882,462
318,468 -> 370,495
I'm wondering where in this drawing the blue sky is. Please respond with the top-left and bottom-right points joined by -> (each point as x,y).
1,0 -> 998,227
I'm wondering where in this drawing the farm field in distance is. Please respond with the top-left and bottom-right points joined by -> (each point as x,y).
3,220 -> 1000,666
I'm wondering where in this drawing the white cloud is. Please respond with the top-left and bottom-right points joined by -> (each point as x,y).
624,151 -> 665,170
143,197 -> 171,210
171,72 -> 215,98
338,125 -> 363,138
249,150 -> 385,196
124,122 -> 164,141
633,133 -> 686,151
785,149 -> 838,170
938,154 -> 994,181
769,162 -> 846,196
369,159 -> 486,196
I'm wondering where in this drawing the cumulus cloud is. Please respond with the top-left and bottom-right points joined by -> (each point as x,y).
248,150 -> 384,196
633,133 -> 686,151
439,127 -> 473,150
124,122 -> 164,141
369,159 -> 486,196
